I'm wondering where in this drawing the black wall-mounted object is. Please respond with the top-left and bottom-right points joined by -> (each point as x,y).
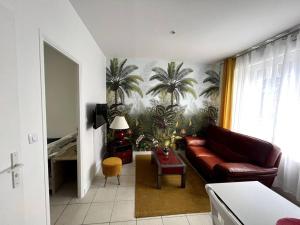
93,104 -> 108,129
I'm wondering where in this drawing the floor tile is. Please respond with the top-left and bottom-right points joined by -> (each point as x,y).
50,205 -> 66,225
70,188 -> 97,204
83,202 -> 114,224
89,224 -> 109,225
92,175 -> 120,188
162,215 -> 189,225
93,187 -> 117,202
110,220 -> 136,225
187,213 -> 212,225
55,203 -> 89,225
119,175 -> 135,187
111,200 -> 135,222
50,193 -> 74,206
116,187 -> 135,201
50,184 -> 77,206
122,164 -> 135,175
137,217 -> 163,225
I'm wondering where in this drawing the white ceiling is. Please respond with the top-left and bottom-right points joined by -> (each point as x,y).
70,0 -> 300,64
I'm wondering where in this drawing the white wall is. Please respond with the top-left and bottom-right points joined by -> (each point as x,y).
0,0 -> 106,225
44,44 -> 78,138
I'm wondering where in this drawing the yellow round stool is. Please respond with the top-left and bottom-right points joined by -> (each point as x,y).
102,157 -> 122,187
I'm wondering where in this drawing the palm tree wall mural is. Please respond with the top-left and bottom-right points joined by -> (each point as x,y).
146,62 -> 198,106
106,58 -> 144,106
199,70 -> 220,98
106,58 -> 222,151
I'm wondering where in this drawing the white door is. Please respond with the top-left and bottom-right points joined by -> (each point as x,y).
0,3 -> 25,225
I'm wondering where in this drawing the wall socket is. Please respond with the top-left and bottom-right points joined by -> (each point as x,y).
28,133 -> 38,144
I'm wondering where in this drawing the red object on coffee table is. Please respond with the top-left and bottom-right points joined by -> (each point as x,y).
151,148 -> 186,189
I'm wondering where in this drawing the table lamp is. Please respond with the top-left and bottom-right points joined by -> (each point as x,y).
110,116 -> 129,143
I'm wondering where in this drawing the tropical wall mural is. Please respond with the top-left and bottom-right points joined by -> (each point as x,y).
106,58 -> 223,151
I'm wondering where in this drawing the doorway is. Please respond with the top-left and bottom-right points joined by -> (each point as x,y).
43,43 -> 81,223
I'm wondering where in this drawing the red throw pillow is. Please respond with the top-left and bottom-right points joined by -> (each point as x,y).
276,218 -> 300,225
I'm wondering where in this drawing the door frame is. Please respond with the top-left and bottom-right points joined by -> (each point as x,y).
38,31 -> 83,225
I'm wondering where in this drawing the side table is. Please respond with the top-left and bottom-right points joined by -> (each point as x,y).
106,140 -> 133,164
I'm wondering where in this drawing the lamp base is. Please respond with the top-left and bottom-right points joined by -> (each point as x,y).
114,130 -> 126,144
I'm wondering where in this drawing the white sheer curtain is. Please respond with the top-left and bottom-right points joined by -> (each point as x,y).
232,32 -> 300,200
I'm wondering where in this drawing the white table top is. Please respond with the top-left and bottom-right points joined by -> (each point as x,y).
207,181 -> 300,225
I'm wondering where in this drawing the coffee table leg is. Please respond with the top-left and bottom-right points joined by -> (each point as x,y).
151,152 -> 154,164
157,166 -> 162,189
181,173 -> 186,188
157,174 -> 162,189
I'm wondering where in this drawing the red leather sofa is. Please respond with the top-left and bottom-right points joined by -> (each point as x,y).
184,125 -> 281,187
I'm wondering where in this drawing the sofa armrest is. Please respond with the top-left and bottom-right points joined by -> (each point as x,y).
184,136 -> 206,146
214,162 -> 278,177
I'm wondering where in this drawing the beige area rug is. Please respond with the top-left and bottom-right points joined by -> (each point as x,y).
135,154 -> 210,218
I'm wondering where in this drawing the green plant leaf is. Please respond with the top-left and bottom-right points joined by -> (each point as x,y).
176,68 -> 193,80
167,62 -> 176,79
120,65 -> 138,78
146,84 -> 169,96
149,74 -> 168,83
117,88 -> 125,103
119,59 -> 127,74
199,86 -> 219,97
152,67 -> 168,78
178,86 -> 197,98
205,70 -> 219,79
175,62 -> 184,73
155,105 -> 165,116
203,76 -> 219,84
179,78 -> 198,86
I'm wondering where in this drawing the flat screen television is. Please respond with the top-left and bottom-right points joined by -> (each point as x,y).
93,104 -> 108,129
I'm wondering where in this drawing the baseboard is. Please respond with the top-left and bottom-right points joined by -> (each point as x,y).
96,161 -> 101,174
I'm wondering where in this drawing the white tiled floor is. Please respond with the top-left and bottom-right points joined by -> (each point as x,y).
50,152 -> 212,225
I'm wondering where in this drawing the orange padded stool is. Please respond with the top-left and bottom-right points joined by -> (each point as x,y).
102,157 -> 122,187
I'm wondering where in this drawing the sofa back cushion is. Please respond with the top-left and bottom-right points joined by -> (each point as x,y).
206,126 -> 279,168
206,125 -> 230,144
228,132 -> 277,167
206,139 -> 249,163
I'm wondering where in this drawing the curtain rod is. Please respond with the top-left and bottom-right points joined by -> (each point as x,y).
235,24 -> 300,58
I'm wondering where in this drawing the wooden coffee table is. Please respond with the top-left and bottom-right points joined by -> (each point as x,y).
151,148 -> 186,189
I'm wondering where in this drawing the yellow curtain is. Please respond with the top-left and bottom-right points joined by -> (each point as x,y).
219,57 -> 236,129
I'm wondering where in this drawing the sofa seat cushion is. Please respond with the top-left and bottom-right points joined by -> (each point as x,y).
196,155 -> 225,172
187,146 -> 215,158
214,162 -> 278,177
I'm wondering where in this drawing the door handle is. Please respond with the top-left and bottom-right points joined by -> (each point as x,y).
0,163 -> 24,175
0,152 -> 23,188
